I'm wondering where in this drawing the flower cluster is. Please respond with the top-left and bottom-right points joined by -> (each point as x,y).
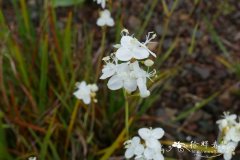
100,29 -> 157,98
94,0 -> 114,27
124,128 -> 165,160
73,81 -> 98,104
216,112 -> 240,160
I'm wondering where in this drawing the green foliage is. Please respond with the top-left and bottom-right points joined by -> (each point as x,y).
0,112 -> 12,160
52,0 -> 85,7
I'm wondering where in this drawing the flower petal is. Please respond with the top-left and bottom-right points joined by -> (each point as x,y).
120,36 -> 132,46
145,139 -> 161,149
134,144 -> 144,156
101,0 -> 106,8
125,148 -> 134,159
106,18 -> 114,26
116,47 -> 133,61
133,47 -> 150,60
138,128 -> 151,140
137,78 -> 150,98
132,136 -> 141,144
73,90 -> 82,99
82,96 -> 91,104
124,78 -> 137,92
97,18 -> 105,26
152,128 -> 165,139
107,75 -> 123,90
144,148 -> 154,159
100,64 -> 116,79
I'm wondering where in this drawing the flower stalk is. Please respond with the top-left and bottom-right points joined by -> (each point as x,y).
124,89 -> 129,139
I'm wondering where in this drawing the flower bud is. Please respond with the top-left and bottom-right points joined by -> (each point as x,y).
144,59 -> 154,67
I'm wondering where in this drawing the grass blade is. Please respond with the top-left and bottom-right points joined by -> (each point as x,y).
172,92 -> 219,122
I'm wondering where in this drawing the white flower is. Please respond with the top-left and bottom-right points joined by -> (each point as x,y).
124,127 -> 165,160
216,112 -> 240,160
100,30 -> 157,98
97,9 -> 114,27
224,123 -> 240,143
93,0 -> 106,8
217,142 -> 238,160
100,58 -> 137,92
73,81 -> 98,104
115,30 -> 156,61
138,127 -> 164,149
216,112 -> 237,131
105,62 -> 137,92
124,136 -> 145,159
100,58 -> 155,97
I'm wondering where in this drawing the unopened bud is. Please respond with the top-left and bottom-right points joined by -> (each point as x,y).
102,56 -> 110,61
144,59 -> 154,67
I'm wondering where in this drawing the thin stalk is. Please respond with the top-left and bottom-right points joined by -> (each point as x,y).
123,90 -> 129,138
65,100 -> 80,152
96,27 -> 107,81
90,103 -> 95,133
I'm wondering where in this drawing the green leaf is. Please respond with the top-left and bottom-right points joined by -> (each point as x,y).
52,0 -> 85,7
172,92 -> 219,122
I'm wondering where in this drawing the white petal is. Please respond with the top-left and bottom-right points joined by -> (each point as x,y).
137,78 -> 150,98
100,63 -> 117,79
145,139 -> 161,149
106,18 -> 114,27
121,36 -> 132,46
134,144 -> 144,156
100,70 -> 115,79
73,90 -> 82,99
102,9 -> 110,16
101,0 -> 106,8
124,78 -> 137,92
82,96 -> 91,104
97,18 -> 105,26
132,136 -> 141,144
138,128 -> 151,140
133,47 -> 150,60
80,81 -> 87,88
125,148 -> 134,159
224,153 -> 232,160
228,114 -> 237,120
117,62 -> 129,72
152,128 -> 165,139
116,47 -> 133,61
144,148 -> 154,159
107,75 -> 123,90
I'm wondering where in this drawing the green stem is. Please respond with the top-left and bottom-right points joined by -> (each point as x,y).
123,90 -> 129,138
90,103 -> 95,133
96,26 -> 106,82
